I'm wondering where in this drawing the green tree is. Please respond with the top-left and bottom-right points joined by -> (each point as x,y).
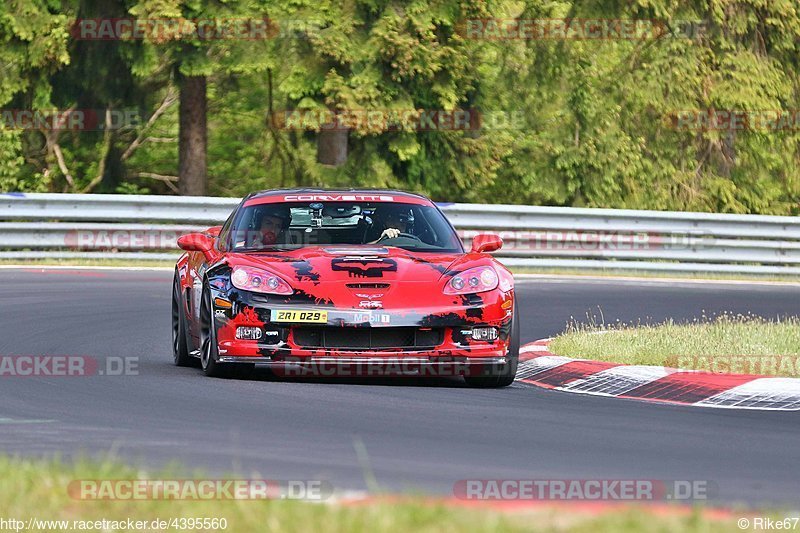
2,0 -> 800,215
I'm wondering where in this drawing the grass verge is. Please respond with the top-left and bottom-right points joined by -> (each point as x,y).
0,456 -> 751,532
548,314 -> 800,376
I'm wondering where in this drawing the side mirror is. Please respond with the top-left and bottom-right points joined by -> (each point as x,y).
206,226 -> 223,237
177,233 -> 215,261
470,233 -> 503,254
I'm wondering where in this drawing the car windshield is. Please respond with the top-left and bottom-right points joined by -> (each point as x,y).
229,201 -> 463,253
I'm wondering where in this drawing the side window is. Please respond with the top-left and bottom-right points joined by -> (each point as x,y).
231,206 -> 259,249
413,206 -> 437,245
217,204 -> 240,252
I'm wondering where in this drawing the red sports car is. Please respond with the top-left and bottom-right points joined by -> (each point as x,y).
172,189 -> 519,387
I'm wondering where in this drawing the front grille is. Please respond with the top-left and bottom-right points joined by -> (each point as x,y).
293,327 -> 444,350
345,283 -> 390,289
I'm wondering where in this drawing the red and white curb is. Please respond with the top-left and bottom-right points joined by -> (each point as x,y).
516,339 -> 800,411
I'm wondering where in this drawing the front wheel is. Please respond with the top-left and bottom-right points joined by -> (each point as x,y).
199,283 -> 231,378
464,306 -> 519,388
172,273 -> 193,367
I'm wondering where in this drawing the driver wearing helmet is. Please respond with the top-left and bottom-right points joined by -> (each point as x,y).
369,206 -> 414,243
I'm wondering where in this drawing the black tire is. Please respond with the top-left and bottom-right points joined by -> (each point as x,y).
199,282 -> 232,378
172,273 -> 193,367
464,306 -> 520,388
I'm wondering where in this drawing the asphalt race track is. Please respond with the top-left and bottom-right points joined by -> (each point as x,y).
1,268 -> 799,506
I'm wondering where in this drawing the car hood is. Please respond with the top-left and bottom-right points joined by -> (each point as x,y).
227,246 -> 463,284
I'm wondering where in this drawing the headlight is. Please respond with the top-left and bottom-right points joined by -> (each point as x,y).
444,266 -> 499,295
231,266 -> 293,295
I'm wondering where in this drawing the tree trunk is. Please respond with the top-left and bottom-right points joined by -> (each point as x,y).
317,128 -> 348,167
178,75 -> 207,196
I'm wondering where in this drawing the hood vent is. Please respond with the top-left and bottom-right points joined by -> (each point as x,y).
323,247 -> 389,256
346,283 -> 390,289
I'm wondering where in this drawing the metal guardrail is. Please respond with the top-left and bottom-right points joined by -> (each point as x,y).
1,192 -> 799,275
0,192 -> 239,223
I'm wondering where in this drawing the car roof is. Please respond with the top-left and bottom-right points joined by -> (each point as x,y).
243,188 -> 434,207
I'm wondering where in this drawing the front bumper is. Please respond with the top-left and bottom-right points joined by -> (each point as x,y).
215,305 -> 511,365
218,355 -> 508,364
217,354 -> 511,378
216,322 -> 511,360
211,292 -> 514,362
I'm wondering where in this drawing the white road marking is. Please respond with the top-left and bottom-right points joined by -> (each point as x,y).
517,339 -> 800,411
696,378 -> 800,411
